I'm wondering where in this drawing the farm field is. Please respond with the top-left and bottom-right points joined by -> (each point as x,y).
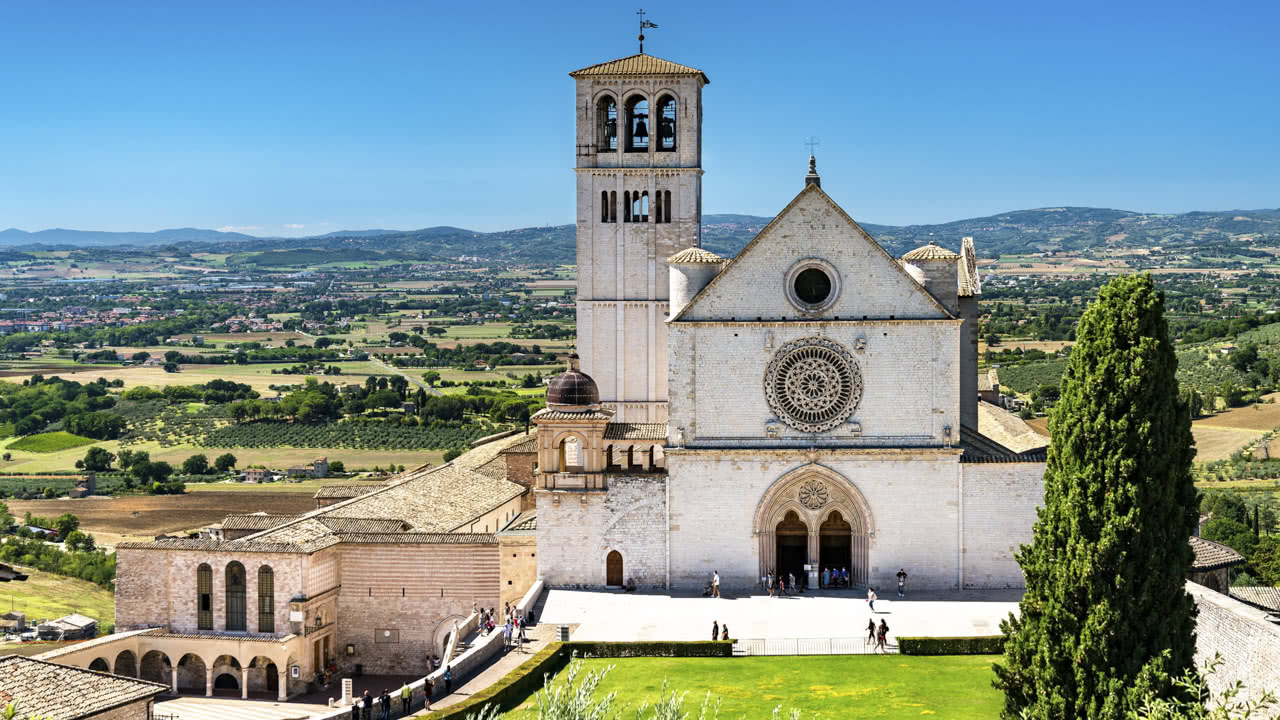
0,360 -> 394,392
0,436 -> 439,475
1192,427 -> 1263,462
977,339 -> 1074,354
4,492 -> 319,544
507,656 -> 1001,720
8,432 -> 96,453
1193,393 -> 1280,431
0,567 -> 114,628
169,331 -> 310,345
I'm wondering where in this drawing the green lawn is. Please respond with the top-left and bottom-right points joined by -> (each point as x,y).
0,566 -> 114,626
509,656 -> 1002,719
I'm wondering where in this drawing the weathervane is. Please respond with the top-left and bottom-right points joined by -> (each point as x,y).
637,9 -> 658,54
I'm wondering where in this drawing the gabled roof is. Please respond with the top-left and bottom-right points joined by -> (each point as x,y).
670,183 -> 954,322
958,425 -> 1047,463
0,654 -> 167,720
569,54 -> 709,84
604,422 -> 669,441
1230,586 -> 1280,612
1189,535 -> 1245,571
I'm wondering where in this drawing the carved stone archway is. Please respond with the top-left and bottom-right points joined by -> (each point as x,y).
752,464 -> 874,587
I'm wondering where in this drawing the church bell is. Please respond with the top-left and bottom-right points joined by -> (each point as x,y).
633,118 -> 648,138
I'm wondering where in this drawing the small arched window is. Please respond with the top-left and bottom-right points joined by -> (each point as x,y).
225,561 -> 246,632
197,564 -> 212,630
664,190 -> 672,223
597,95 -> 618,151
257,566 -> 274,633
609,191 -> 617,223
654,191 -> 663,224
640,192 -> 649,222
656,95 -> 677,151
623,191 -> 632,223
601,191 -> 609,223
625,96 -> 649,152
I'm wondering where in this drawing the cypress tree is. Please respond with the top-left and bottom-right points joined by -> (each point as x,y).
994,273 -> 1199,719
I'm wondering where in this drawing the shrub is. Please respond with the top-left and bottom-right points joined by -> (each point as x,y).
564,641 -> 734,658
898,636 -> 1004,655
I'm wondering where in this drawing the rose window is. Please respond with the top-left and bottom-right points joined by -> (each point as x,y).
764,338 -> 863,433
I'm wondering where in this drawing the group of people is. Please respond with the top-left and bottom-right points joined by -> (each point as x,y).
480,603 -> 530,650
866,617 -> 891,652
821,567 -> 851,588
710,620 -> 730,641
762,570 -> 800,597
352,685 -> 414,720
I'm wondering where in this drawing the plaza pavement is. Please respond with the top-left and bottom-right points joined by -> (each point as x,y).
537,587 -> 1023,643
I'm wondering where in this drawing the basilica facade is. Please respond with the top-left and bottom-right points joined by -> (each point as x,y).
534,51 -> 1047,592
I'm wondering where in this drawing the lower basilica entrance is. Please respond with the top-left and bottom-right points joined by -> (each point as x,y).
755,466 -> 872,588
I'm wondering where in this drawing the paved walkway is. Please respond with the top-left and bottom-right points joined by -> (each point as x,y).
413,624 -> 554,716
538,587 -> 1023,643
154,696 -> 331,720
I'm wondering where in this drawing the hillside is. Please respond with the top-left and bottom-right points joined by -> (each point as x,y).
7,206 -> 1279,264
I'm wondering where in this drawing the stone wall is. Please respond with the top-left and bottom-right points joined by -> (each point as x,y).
86,699 -> 153,720
115,548 -> 305,635
668,320 -> 960,448
536,475 -> 668,588
960,462 -> 1044,588
334,543 -> 499,675
665,451 -> 1041,592
498,533 -> 538,607
1188,581 -> 1280,703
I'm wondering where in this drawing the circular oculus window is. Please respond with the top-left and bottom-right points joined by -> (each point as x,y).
764,337 -> 863,433
784,260 -> 840,313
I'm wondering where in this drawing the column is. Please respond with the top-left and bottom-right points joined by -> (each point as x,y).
170,667 -> 178,695
204,668 -> 213,697
241,668 -> 249,699
277,669 -> 288,701
808,531 -> 820,590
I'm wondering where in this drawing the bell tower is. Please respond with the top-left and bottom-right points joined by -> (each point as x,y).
569,52 -> 708,423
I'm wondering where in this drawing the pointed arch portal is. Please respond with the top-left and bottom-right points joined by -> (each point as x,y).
753,464 -> 873,587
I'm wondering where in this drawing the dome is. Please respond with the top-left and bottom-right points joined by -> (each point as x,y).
667,247 -> 725,264
546,354 -> 600,407
902,241 -> 960,262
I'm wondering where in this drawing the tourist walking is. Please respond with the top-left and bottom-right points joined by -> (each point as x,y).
443,667 -> 453,695
379,688 -> 391,720
350,697 -> 360,720
822,567 -> 829,587
866,618 -> 876,644
867,587 -> 877,612
400,683 -> 411,716
712,570 -> 721,598
721,624 -> 728,641
424,676 -> 433,711
788,572 -> 796,594
711,620 -> 719,640
767,573 -> 774,597
896,568 -> 908,597
361,690 -> 373,720
877,619 -> 890,652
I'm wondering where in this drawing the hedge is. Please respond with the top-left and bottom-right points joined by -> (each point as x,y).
420,641 -> 734,719
897,635 -> 1004,655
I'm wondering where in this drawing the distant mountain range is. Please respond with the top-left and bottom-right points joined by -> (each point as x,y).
5,207 -> 1278,264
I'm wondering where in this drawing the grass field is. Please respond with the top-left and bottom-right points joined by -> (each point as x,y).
0,566 -> 114,626
7,432 -> 97,453
508,656 -> 1001,720
1192,427 -> 1265,462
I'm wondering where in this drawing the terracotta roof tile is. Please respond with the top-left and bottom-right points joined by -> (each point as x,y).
313,485 -> 383,500
958,425 -> 1047,463
219,513 -> 299,531
501,511 -> 537,534
1230,586 -> 1280,612
902,242 -> 961,262
667,247 -> 725,264
604,422 -> 669,441
1189,535 -> 1245,571
0,654 -> 167,720
569,54 -> 709,83
500,436 -> 538,454
533,408 -> 614,422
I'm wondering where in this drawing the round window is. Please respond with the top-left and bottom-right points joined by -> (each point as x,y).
794,268 -> 832,305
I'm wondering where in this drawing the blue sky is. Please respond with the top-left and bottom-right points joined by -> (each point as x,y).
1,0 -> 1277,236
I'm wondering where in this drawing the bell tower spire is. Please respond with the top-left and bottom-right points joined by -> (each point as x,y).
569,49 -> 709,423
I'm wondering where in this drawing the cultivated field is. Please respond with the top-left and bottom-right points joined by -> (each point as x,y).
0,435 -> 439,475
1192,427 -> 1263,462
5,492 -> 320,544
0,360 -> 395,392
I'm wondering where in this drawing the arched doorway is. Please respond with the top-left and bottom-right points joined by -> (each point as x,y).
266,663 -> 279,693
214,673 -> 239,691
819,511 -> 852,586
113,649 -> 137,677
753,464 -> 874,589
139,650 -> 171,686
88,657 -> 110,673
606,550 -> 623,586
775,511 -> 809,582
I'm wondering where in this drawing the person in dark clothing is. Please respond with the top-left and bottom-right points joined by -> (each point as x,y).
866,618 -> 876,644
444,667 -> 453,694
361,690 -> 373,720
351,699 -> 360,720
379,689 -> 391,720
877,619 -> 890,652
720,625 -> 728,641
711,620 -> 718,640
